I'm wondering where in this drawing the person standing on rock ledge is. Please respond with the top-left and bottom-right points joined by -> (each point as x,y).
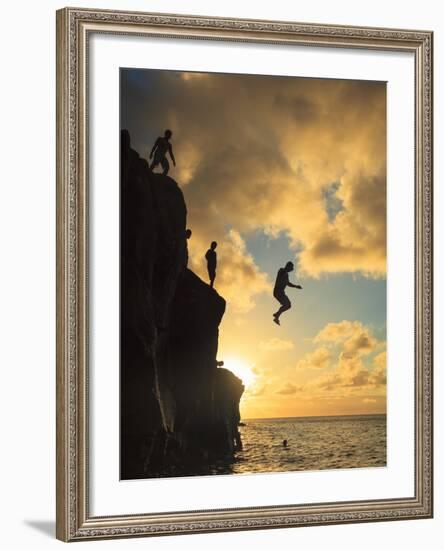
149,129 -> 176,175
205,241 -> 218,288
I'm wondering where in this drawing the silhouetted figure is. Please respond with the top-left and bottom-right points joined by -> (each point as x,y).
205,241 -> 218,287
235,430 -> 243,451
149,129 -> 176,175
184,229 -> 192,267
273,261 -> 302,325
283,439 -> 288,447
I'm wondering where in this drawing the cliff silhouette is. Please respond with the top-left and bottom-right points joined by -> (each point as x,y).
121,130 -> 244,479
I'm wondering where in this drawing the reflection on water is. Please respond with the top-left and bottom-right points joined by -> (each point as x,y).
158,414 -> 386,478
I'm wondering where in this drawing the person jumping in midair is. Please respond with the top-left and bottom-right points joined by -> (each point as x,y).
273,261 -> 302,325
205,241 -> 218,288
149,129 -> 176,175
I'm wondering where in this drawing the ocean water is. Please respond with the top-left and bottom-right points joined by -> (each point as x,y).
206,414 -> 386,476
156,414 -> 386,478
233,414 -> 386,474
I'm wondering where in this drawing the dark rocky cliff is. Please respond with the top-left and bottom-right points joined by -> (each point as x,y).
121,130 -> 244,479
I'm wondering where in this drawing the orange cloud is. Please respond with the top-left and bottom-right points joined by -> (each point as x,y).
259,338 -> 295,351
276,382 -> 303,395
369,351 -> 387,386
123,70 -> 386,280
276,321 -> 386,399
315,320 -> 365,341
314,320 -> 379,356
296,347 -> 331,369
188,228 -> 271,313
248,384 -> 269,397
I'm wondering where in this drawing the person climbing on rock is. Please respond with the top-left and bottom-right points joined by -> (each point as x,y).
273,261 -> 302,325
205,241 -> 218,288
149,129 -> 176,175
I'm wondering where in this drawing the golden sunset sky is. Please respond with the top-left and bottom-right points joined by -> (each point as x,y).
121,68 -> 387,419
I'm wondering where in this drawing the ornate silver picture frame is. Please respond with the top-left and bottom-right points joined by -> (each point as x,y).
56,7 -> 433,541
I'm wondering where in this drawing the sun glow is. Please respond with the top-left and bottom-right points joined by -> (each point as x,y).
223,357 -> 256,389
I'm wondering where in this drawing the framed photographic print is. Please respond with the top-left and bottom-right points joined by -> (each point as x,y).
56,7 -> 433,541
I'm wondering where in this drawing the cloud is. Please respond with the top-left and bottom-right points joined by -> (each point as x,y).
314,320 -> 379,356
295,321 -> 386,396
299,173 -> 386,277
343,331 -> 378,356
296,347 -> 330,369
122,70 -> 386,280
259,338 -> 295,351
276,382 -> 303,395
308,352 -> 368,392
248,384 -> 268,397
188,228 -> 270,313
368,351 -> 387,385
315,320 -> 366,342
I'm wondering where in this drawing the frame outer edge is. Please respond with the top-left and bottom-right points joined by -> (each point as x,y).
55,6 -> 434,541
424,30 -> 433,518
56,7 -> 71,543
427,31 -> 433,518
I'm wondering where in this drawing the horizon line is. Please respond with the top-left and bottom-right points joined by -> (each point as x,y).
241,412 -> 387,421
